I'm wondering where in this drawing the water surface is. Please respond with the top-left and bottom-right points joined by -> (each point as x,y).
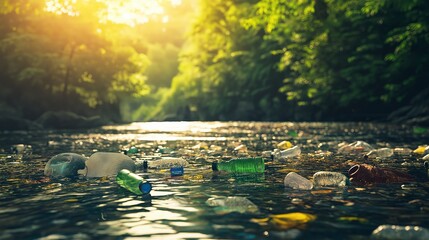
1,122 -> 429,239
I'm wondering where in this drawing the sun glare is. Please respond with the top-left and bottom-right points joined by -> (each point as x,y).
44,0 -> 182,26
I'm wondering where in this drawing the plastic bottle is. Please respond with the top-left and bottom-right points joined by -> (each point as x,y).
393,147 -> 413,155
44,153 -> 87,177
284,172 -> 313,190
83,152 -> 136,178
348,164 -> 414,185
206,196 -> 259,214
365,148 -> 394,158
313,171 -> 348,187
142,157 -> 188,176
273,145 -> 301,160
116,169 -> 152,195
338,141 -> 373,154
212,157 -> 265,173
371,225 -> 429,240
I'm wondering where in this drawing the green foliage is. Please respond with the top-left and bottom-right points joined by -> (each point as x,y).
153,0 -> 429,121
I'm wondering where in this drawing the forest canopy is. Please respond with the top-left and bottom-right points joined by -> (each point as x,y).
1,0 -> 428,125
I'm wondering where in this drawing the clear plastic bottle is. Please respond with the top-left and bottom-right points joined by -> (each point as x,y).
371,225 -> 429,240
116,169 -> 152,195
273,145 -> 301,160
83,152 -> 136,178
44,153 -> 87,177
206,196 -> 259,214
284,172 -> 313,190
338,141 -> 373,154
212,157 -> 265,173
142,157 -> 188,176
365,148 -> 394,158
143,157 -> 188,169
313,171 -> 348,187
393,147 -> 413,155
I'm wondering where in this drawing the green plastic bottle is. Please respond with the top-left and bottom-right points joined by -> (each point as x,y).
116,169 -> 152,195
212,157 -> 265,173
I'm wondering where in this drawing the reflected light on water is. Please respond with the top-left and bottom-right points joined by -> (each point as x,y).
103,121 -> 227,133
101,122 -> 232,141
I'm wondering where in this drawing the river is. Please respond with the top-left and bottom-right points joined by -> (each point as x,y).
1,122 -> 429,239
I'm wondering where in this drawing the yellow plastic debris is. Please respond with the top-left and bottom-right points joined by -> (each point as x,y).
413,145 -> 427,155
252,212 -> 316,229
277,141 -> 293,150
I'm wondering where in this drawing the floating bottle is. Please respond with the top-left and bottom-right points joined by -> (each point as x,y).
212,157 -> 265,173
371,225 -> 429,240
284,172 -> 313,190
338,141 -> 373,154
142,157 -> 188,176
82,152 -> 136,178
365,148 -> 394,158
393,147 -> 413,155
348,164 -> 414,185
44,153 -> 87,177
116,169 -> 152,195
206,196 -> 259,214
273,145 -> 301,160
313,171 -> 348,187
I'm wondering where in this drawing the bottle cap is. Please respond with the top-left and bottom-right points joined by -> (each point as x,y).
139,181 -> 152,194
212,162 -> 219,171
143,160 -> 148,169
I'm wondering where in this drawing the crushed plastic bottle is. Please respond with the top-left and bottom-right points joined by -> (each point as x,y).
116,169 -> 152,195
313,171 -> 348,187
44,153 -> 87,177
83,152 -> 136,178
371,225 -> 429,240
348,163 -> 414,185
284,172 -> 313,190
273,145 -> 301,160
212,157 -> 265,173
206,196 -> 259,214
365,148 -> 394,158
338,141 -> 373,154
